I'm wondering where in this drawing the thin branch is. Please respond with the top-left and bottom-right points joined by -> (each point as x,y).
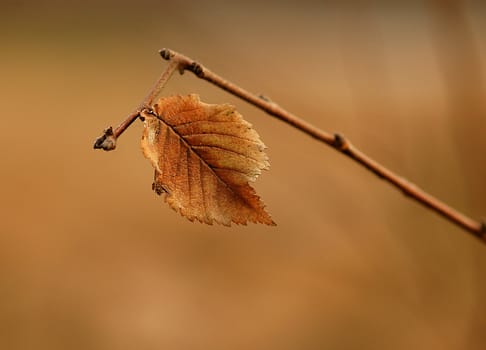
93,59 -> 180,150
92,48 -> 485,242
157,48 -> 485,242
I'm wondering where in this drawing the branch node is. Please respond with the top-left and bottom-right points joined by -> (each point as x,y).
189,62 -> 204,77
258,94 -> 278,106
159,48 -> 173,60
333,133 -> 350,152
93,127 -> 117,151
481,221 -> 486,236
140,107 -> 157,120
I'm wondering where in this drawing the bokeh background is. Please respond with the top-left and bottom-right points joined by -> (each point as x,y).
1,0 -> 486,349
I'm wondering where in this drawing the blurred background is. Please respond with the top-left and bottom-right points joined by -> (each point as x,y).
1,0 -> 485,349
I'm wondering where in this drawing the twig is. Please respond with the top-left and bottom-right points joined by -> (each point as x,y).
93,48 -> 485,243
157,48 -> 485,242
93,59 -> 180,150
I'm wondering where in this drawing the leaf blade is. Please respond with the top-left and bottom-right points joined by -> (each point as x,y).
141,94 -> 274,226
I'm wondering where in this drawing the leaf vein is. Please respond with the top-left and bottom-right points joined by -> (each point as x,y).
191,145 -> 261,164
183,132 -> 260,144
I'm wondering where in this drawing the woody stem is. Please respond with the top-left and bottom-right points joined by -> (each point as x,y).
158,48 -> 485,243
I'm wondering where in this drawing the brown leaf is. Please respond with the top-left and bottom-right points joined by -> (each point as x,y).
140,94 -> 275,226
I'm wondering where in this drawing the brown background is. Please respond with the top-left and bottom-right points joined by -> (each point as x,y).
1,0 -> 485,349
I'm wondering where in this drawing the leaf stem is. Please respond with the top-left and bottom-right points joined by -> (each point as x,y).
158,48 -> 485,242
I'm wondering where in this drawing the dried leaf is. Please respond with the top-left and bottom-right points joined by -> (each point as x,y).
140,94 -> 275,226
